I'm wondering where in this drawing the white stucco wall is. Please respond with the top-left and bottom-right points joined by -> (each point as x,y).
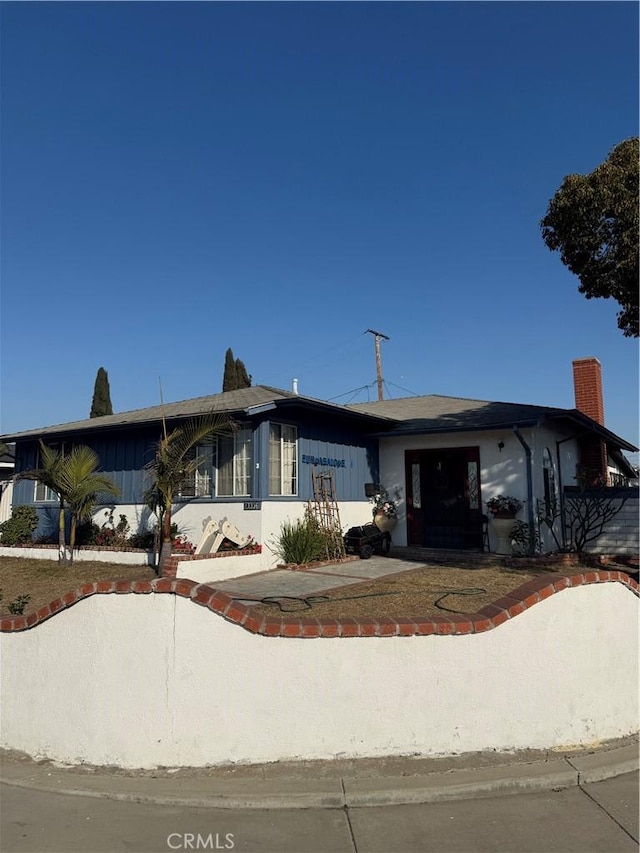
377,427 -> 580,550
378,429 -> 528,548
1,582 -> 637,769
0,546 -> 155,565
175,552 -> 264,584
260,499 -> 374,564
91,500 -> 374,570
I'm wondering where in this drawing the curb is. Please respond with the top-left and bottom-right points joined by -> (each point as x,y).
1,746 -> 637,810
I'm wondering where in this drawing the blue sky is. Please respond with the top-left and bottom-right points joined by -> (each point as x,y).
1,2 -> 638,453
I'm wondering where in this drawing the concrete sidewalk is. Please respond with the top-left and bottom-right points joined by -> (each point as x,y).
213,556 -> 423,602
2,738 -> 637,811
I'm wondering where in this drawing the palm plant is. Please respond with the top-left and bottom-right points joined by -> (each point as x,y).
18,441 -> 119,564
61,446 -> 120,555
18,441 -> 68,561
144,414 -> 233,570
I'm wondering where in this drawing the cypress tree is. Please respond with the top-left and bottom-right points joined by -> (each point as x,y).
222,348 -> 238,392
235,358 -> 251,389
90,367 -> 113,418
222,349 -> 252,391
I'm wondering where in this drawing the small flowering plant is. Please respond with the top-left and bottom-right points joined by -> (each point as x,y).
486,495 -> 523,516
172,533 -> 195,554
371,487 -> 398,519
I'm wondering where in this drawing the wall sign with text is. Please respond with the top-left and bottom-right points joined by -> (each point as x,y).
301,455 -> 346,468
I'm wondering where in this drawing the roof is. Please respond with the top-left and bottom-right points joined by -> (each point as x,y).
0,386 -> 391,442
2,388 -> 636,455
347,394 -> 638,452
609,448 -> 638,479
347,394 -> 560,430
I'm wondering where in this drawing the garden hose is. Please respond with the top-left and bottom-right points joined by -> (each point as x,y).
231,587 -> 487,615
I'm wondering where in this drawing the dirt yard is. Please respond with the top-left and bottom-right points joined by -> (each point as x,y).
0,556 -> 157,616
246,562 -> 566,619
0,554 -> 574,620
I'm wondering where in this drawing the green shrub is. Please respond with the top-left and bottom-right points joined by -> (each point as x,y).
511,519 -> 542,556
75,521 -> 101,546
128,530 -> 156,550
0,590 -> 32,615
272,511 -> 335,565
8,594 -> 31,615
0,505 -> 39,545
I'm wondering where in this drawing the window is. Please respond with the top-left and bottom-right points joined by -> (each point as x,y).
34,443 -> 60,502
178,428 -> 252,499
218,427 -> 252,497
467,460 -> 479,510
543,448 -> 557,514
269,424 -> 297,496
180,444 -> 216,498
35,482 -> 57,502
195,444 -> 215,496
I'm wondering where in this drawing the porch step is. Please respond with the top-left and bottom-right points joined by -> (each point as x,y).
389,546 -> 497,568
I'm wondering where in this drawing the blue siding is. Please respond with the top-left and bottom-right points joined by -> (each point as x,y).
255,417 -> 379,501
95,433 -> 155,502
12,432 -> 158,507
11,414 -> 379,513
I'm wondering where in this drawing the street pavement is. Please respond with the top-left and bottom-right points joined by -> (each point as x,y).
1,740 -> 638,853
2,772 -> 637,852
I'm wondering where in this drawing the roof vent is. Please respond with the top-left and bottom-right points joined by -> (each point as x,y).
292,378 -> 299,395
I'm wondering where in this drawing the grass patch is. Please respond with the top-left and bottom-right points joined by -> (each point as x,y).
0,557 -> 156,616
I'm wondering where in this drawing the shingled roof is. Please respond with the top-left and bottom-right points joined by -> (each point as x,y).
1,385 -> 390,441
347,394 -> 637,451
346,394 -> 560,430
3,388 -> 636,454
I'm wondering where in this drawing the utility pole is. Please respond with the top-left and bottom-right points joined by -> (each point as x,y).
365,329 -> 390,401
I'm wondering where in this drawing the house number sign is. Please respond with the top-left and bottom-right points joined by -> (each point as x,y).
243,502 -> 261,511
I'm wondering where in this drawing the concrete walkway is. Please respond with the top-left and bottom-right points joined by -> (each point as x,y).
214,557 -> 427,603
1,738 -> 637,810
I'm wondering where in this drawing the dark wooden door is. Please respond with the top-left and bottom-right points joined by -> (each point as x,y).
405,448 -> 482,549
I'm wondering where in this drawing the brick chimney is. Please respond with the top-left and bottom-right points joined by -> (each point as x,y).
572,357 -> 604,425
572,357 -> 608,484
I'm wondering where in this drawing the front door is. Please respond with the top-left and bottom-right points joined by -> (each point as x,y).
405,448 -> 482,549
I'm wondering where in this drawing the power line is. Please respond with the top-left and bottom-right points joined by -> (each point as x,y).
385,380 -> 422,397
327,382 -> 377,403
266,332 -> 370,384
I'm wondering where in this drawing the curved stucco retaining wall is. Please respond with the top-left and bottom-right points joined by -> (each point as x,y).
1,575 -> 637,769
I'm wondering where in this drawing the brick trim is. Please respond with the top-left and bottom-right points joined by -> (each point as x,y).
0,543 -> 152,553
1,570 -> 637,635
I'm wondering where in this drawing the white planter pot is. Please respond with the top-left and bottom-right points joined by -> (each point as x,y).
374,512 -> 398,533
491,517 -> 516,555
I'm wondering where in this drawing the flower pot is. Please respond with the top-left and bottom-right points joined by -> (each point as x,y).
491,517 -> 516,555
374,512 -> 397,533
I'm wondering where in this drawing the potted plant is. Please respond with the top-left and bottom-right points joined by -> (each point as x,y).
486,495 -> 523,555
486,495 -> 523,519
371,488 -> 398,533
